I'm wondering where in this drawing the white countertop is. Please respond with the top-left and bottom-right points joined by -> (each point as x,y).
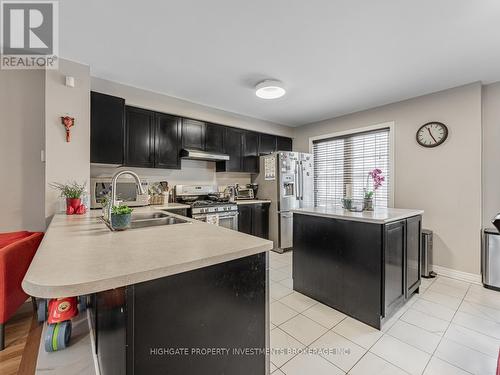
22,207 -> 272,298
292,206 -> 424,224
149,202 -> 190,210
236,199 -> 271,205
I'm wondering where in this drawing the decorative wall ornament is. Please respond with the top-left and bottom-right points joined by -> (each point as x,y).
61,116 -> 75,142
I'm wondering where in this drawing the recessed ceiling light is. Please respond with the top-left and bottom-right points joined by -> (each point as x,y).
255,80 -> 286,99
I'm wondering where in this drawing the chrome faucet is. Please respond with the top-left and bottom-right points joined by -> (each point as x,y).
107,170 -> 146,222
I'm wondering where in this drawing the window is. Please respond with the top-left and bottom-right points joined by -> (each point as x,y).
313,127 -> 390,208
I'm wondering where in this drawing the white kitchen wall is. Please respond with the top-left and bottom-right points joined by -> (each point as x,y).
482,82 -> 500,227
0,70 -> 46,232
45,59 -> 91,220
90,162 -> 253,192
293,83 -> 483,276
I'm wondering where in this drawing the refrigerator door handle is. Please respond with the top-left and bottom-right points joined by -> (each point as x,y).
294,163 -> 300,200
300,161 -> 304,200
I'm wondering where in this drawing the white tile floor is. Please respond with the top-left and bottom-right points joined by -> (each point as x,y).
268,251 -> 500,375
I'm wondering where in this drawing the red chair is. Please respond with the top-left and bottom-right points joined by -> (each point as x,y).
0,231 -> 44,350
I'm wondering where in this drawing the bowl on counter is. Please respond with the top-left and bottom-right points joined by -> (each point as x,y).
341,198 -> 364,212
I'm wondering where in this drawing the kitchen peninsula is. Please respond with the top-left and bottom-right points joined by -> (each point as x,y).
291,207 -> 424,329
23,207 -> 273,375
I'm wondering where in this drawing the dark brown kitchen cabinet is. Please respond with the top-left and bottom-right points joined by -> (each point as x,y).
384,220 -> 406,317
155,113 -> 181,169
90,91 -> 125,164
277,136 -> 293,152
217,127 -> 244,172
182,118 -> 205,150
237,205 -> 253,235
205,123 -> 225,153
406,216 -> 422,297
259,133 -> 277,156
217,129 -> 261,173
237,203 -> 270,239
243,131 -> 259,173
293,213 -> 421,329
125,106 -> 155,168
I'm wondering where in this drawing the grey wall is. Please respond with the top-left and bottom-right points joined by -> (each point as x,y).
0,70 -> 46,232
293,83 -> 483,275
482,82 -> 500,226
45,59 -> 91,219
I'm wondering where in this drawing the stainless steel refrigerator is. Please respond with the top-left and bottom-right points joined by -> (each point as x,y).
254,151 -> 314,253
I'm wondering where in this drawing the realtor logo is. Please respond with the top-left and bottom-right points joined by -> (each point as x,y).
1,0 -> 58,69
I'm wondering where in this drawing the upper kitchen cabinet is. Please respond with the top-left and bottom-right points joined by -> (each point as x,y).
258,133 -> 277,156
243,131 -> 259,173
277,136 -> 293,152
90,91 -> 125,164
217,127 -> 243,172
182,118 -> 205,150
155,113 -> 181,169
124,106 -> 155,168
205,123 -> 225,153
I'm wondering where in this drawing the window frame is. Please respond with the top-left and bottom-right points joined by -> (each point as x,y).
308,121 -> 395,208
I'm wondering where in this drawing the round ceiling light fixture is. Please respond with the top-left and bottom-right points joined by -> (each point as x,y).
255,80 -> 286,99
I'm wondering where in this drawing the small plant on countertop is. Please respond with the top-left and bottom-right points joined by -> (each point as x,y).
50,181 -> 87,215
111,205 -> 133,215
110,205 -> 133,230
50,181 -> 87,199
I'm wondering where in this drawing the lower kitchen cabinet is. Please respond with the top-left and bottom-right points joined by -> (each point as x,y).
384,220 -> 406,317
406,215 -> 422,296
237,203 -> 270,239
293,213 -> 422,329
94,253 -> 266,375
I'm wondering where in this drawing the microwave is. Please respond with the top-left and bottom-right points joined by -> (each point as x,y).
90,177 -> 149,208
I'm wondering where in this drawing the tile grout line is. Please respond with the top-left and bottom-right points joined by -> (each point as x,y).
420,282 -> 473,375
273,319 -> 347,374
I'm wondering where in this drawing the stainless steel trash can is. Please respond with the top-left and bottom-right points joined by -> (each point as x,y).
482,228 -> 500,290
421,229 -> 436,278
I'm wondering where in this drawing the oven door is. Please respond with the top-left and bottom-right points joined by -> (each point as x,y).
192,212 -> 238,231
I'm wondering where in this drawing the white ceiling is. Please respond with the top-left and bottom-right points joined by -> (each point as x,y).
60,0 -> 500,126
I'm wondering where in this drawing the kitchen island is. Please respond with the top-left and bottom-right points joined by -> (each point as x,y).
291,207 -> 423,329
23,207 -> 273,375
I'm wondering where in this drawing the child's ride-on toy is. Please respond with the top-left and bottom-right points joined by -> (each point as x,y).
37,296 -> 87,352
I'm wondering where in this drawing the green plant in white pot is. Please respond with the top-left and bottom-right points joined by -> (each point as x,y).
111,205 -> 133,230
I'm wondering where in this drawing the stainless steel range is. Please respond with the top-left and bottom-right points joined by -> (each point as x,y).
175,185 -> 238,231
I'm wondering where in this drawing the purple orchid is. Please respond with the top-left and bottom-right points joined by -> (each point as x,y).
365,168 -> 384,199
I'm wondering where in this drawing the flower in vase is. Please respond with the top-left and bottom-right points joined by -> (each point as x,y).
365,169 -> 385,199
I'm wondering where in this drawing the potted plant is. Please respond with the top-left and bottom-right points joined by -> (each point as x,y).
111,205 -> 133,230
364,168 -> 385,211
50,181 -> 87,215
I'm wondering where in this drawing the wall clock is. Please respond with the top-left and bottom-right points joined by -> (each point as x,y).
416,122 -> 448,148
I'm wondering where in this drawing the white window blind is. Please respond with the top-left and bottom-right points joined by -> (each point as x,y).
313,128 -> 390,208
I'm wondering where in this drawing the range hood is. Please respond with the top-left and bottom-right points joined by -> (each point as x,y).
180,148 -> 230,162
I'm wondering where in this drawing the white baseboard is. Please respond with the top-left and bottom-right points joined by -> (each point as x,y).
431,264 -> 482,285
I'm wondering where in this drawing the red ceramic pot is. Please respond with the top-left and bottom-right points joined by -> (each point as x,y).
66,198 -> 82,213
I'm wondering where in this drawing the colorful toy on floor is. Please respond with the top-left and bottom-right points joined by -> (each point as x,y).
37,295 -> 87,352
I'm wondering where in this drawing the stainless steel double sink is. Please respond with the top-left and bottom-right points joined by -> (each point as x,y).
103,211 -> 190,231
